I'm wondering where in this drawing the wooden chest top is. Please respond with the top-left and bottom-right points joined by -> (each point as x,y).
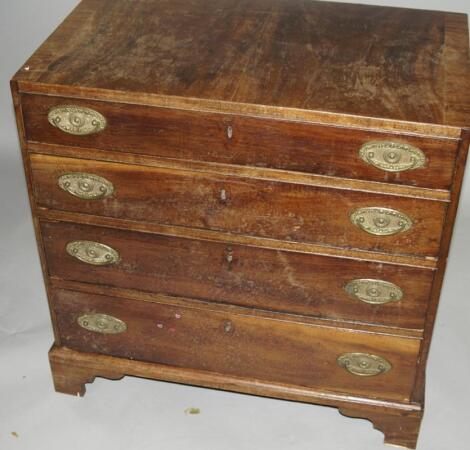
13,0 -> 470,132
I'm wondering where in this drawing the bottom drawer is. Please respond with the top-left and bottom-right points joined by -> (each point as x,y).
52,289 -> 420,402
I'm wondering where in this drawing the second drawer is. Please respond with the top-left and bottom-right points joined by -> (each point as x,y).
41,220 -> 434,329
31,154 -> 447,257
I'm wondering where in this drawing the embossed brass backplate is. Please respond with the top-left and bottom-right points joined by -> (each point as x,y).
48,105 -> 107,135
359,141 -> 427,172
344,279 -> 403,305
66,241 -> 120,265
77,313 -> 127,334
337,353 -> 392,376
58,173 -> 114,200
350,207 -> 412,236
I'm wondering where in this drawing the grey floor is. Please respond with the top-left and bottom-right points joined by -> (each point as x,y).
1,1 -> 469,449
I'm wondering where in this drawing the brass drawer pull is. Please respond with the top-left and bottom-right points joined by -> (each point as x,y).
337,353 -> 392,377
66,241 -> 120,265
77,313 -> 127,334
359,141 -> 426,172
350,207 -> 412,236
48,105 -> 107,135
58,172 -> 114,200
344,279 -> 403,305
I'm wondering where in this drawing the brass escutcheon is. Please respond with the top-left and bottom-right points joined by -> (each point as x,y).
77,313 -> 127,334
66,241 -> 120,265
48,105 -> 107,135
350,207 -> 412,236
344,279 -> 403,305
359,141 -> 427,172
58,172 -> 114,200
337,353 -> 392,376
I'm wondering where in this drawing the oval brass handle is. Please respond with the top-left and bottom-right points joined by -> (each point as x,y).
359,141 -> 426,172
337,353 -> 392,377
66,241 -> 120,265
48,105 -> 107,135
77,313 -> 127,334
344,279 -> 403,305
58,173 -> 114,200
350,207 -> 412,236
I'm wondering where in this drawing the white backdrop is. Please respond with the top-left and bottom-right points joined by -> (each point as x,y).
0,2 -> 469,450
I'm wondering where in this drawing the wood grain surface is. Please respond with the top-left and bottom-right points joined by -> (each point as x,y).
32,154 -> 447,257
52,288 -> 421,402
12,0 -> 470,128
40,220 -> 434,329
22,95 -> 459,190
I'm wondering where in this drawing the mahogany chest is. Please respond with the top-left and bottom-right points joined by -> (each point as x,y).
11,0 -> 470,448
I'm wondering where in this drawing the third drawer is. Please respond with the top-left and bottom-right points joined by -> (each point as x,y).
41,220 -> 435,330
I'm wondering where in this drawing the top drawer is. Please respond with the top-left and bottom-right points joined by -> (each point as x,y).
21,94 -> 458,190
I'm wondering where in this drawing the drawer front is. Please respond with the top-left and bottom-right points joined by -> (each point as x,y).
41,221 -> 434,329
32,154 -> 446,257
53,288 -> 421,402
22,94 -> 457,190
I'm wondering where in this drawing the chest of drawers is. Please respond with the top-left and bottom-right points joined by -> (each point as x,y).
11,0 -> 470,448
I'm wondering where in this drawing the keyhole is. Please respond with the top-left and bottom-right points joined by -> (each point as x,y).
220,189 -> 227,203
227,126 -> 233,139
223,320 -> 234,333
225,247 -> 234,270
